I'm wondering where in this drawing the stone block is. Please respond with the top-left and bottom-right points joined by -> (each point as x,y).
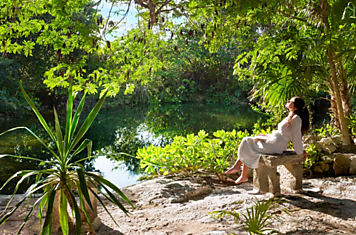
254,150 -> 303,195
312,161 -> 331,173
278,163 -> 303,191
349,156 -> 356,175
253,165 -> 269,194
333,153 -> 352,175
331,135 -> 342,146
259,150 -> 304,166
253,164 -> 280,195
319,137 -> 334,145
321,154 -> 336,163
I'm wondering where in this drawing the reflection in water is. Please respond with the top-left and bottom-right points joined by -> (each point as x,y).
0,103 -> 264,193
94,156 -> 141,188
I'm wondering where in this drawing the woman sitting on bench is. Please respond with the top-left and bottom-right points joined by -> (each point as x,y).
225,97 -> 310,184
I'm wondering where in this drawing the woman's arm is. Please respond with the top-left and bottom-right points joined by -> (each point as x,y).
291,115 -> 304,155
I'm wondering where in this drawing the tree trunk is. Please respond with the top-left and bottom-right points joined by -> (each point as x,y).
337,58 -> 351,117
329,91 -> 340,130
327,49 -> 351,145
321,0 -> 352,145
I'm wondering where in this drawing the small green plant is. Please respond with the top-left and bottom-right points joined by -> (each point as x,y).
304,143 -> 323,177
252,120 -> 273,137
0,82 -> 134,235
314,123 -> 340,138
136,129 -> 249,181
210,197 -> 288,235
347,115 -> 356,138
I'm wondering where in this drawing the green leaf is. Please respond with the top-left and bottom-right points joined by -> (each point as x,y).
41,184 -> 58,235
0,127 -> 58,159
17,193 -> 48,235
68,90 -> 107,154
68,92 -> 87,148
99,182 -> 129,215
76,168 -> 93,211
71,139 -> 92,159
53,107 -> 64,159
64,77 -> 74,152
86,172 -> 134,209
65,185 -> 82,235
19,83 -> 57,145
87,185 -> 121,228
59,190 -> 69,235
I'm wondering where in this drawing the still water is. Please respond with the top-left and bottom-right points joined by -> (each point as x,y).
0,103 -> 263,194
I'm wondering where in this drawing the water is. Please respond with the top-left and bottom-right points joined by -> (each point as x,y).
0,103 -> 263,194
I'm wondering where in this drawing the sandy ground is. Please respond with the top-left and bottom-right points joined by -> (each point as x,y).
1,174 -> 356,235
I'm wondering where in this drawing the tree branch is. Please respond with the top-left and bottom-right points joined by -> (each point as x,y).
155,0 -> 172,14
277,9 -> 317,28
134,0 -> 149,9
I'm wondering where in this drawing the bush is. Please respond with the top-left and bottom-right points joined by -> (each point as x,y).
136,129 -> 249,181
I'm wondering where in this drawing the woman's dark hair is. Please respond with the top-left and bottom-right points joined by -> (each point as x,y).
293,97 -> 310,135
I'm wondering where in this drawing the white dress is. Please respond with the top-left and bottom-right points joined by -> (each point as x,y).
238,115 -> 304,168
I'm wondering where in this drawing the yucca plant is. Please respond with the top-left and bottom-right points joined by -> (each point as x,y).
0,80 -> 134,235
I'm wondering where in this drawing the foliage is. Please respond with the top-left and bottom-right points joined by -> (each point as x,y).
136,129 -> 249,181
0,57 -> 28,115
346,115 -> 356,138
314,123 -> 340,138
0,82 -> 133,235
210,197 -> 288,235
304,143 -> 323,175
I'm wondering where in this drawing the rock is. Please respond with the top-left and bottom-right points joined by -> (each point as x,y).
321,155 -> 336,162
317,138 -> 337,154
313,142 -> 323,152
313,161 -> 331,173
333,153 -> 352,175
323,145 -> 337,154
303,135 -> 320,144
320,137 -> 334,145
349,156 -> 356,175
331,135 -> 342,146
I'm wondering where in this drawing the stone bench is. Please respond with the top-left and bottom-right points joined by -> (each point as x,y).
253,150 -> 304,195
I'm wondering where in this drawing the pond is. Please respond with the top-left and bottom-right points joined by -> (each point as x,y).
0,102 -> 265,194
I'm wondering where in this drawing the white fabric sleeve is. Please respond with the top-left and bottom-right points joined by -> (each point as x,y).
291,115 -> 304,155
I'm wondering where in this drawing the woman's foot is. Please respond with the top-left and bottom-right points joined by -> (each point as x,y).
235,175 -> 248,184
225,166 -> 241,175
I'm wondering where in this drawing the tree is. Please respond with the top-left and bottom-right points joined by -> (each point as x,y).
131,0 -> 356,146
231,0 -> 356,146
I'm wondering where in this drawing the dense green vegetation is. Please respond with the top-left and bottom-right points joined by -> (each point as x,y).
2,1 -> 355,144
1,0 -> 356,234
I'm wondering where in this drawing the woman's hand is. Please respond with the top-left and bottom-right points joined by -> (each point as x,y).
257,134 -> 267,137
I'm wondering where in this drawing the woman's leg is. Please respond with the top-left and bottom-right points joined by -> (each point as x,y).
235,164 -> 249,184
225,159 -> 242,175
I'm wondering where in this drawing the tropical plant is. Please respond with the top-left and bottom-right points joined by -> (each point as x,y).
137,129 -> 249,181
0,81 -> 134,235
314,123 -> 340,138
304,143 -> 323,177
210,197 -> 288,235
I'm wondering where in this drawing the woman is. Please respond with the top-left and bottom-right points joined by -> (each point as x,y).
226,97 -> 309,184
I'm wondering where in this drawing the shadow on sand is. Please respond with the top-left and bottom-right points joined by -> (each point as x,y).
283,189 -> 356,220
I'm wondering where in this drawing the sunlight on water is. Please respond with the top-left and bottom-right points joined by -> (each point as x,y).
94,156 -> 142,188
